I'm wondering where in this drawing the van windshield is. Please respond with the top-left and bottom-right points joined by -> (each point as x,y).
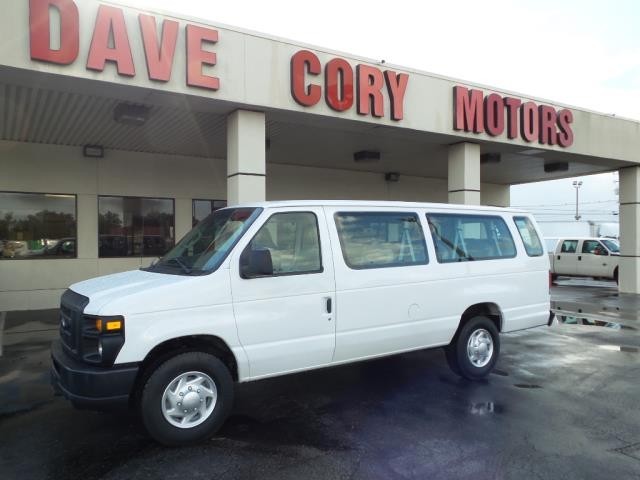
148,207 -> 262,275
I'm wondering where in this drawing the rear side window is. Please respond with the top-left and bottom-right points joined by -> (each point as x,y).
427,213 -> 516,262
560,240 -> 578,253
334,212 -> 428,269
513,216 -> 544,257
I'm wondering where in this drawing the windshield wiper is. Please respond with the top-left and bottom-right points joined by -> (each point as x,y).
165,257 -> 192,274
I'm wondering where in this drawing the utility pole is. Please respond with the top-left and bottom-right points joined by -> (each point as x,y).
573,180 -> 583,221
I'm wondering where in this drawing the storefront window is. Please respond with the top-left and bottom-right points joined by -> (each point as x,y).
192,199 -> 227,226
0,192 -> 76,259
98,196 -> 175,257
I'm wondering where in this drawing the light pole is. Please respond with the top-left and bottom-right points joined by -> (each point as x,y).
573,180 -> 583,221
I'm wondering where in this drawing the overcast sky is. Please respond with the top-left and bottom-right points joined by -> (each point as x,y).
126,0 -> 638,225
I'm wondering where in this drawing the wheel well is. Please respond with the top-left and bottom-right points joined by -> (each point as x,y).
131,335 -> 238,406
458,303 -> 503,334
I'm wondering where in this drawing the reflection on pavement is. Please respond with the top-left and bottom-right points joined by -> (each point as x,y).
556,315 -> 637,330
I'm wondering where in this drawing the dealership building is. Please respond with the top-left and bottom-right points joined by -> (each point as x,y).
1,0 -> 640,313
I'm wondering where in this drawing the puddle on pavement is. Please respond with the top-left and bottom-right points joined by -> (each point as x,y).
513,384 -> 542,389
555,315 -> 636,331
469,402 -> 504,415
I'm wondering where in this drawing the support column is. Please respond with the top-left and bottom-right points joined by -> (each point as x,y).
448,142 -> 480,205
481,183 -> 510,207
77,194 -> 98,259
174,198 -> 193,242
619,166 -> 640,293
226,110 -> 266,205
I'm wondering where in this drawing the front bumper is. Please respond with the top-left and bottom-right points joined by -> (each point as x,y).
50,339 -> 138,410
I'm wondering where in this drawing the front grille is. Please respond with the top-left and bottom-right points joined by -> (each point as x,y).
59,289 -> 90,358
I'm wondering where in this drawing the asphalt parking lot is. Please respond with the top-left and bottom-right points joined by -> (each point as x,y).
1,279 -> 639,480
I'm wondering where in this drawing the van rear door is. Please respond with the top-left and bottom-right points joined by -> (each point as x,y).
555,239 -> 579,275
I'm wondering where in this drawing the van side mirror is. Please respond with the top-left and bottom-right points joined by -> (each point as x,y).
241,248 -> 273,278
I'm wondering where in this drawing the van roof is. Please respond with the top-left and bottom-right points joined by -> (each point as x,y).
550,237 -> 619,241
228,200 -> 529,213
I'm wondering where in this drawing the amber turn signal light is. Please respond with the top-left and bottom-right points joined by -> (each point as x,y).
105,320 -> 123,331
94,318 -> 123,332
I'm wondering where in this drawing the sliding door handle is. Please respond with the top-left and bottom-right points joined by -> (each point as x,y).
325,297 -> 332,314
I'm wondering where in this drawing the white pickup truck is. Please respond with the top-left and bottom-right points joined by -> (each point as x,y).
548,238 -> 620,282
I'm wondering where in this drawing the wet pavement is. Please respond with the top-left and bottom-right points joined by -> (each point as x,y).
1,282 -> 640,479
552,277 -> 640,328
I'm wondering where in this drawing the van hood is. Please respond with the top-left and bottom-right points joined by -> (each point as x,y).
69,269 -> 195,315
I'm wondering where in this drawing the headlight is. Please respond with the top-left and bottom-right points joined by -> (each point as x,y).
82,315 -> 125,366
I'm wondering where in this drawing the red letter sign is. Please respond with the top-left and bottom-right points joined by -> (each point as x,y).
356,65 -> 384,118
538,105 -> 557,145
384,71 -> 409,121
520,102 -> 539,142
453,86 -> 484,133
503,97 -> 522,139
325,58 -> 353,112
291,50 -> 322,107
29,0 -> 79,65
484,93 -> 505,136
556,109 -> 574,147
186,25 -> 219,90
87,5 -> 135,76
139,14 -> 179,82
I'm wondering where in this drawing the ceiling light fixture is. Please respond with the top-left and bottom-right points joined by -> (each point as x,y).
354,150 -> 381,163
114,103 -> 150,127
83,144 -> 104,158
385,172 -> 400,182
480,153 -> 501,164
544,162 -> 569,173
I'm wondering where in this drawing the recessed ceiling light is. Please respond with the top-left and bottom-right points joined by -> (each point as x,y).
114,103 -> 150,127
354,150 -> 381,163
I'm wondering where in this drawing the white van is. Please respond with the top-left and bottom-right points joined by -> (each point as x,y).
51,201 -> 550,445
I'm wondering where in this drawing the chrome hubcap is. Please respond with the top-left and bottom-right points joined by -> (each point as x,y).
161,371 -> 217,429
467,329 -> 494,368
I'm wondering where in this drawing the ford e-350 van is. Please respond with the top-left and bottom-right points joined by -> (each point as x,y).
51,201 -> 550,445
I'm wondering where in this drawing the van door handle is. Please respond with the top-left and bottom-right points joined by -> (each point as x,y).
557,255 -> 561,260
325,297 -> 332,314
578,256 -> 582,261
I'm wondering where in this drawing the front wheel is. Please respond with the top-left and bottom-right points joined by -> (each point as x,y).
445,316 -> 500,380
140,351 -> 234,446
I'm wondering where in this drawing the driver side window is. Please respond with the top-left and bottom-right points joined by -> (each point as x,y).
582,240 -> 606,255
242,212 -> 322,277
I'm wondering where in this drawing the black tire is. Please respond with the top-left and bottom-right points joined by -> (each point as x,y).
444,316 -> 500,380
551,273 -> 558,284
140,351 -> 234,446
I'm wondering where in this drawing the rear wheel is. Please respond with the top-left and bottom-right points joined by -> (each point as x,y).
140,351 -> 234,446
445,316 -> 500,380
